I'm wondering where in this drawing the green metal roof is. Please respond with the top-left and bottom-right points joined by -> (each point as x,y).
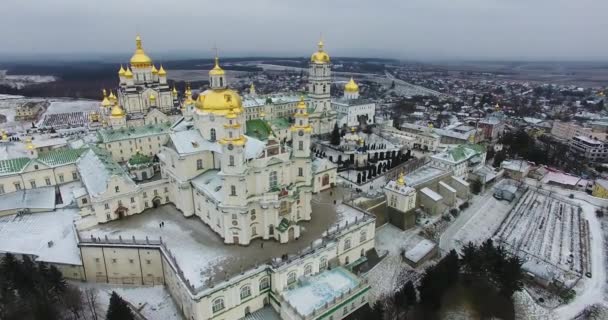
91,146 -> 126,176
97,123 -> 171,143
246,119 -> 273,141
37,147 -> 88,167
269,117 -> 292,130
128,152 -> 153,165
276,218 -> 290,232
0,158 -> 30,176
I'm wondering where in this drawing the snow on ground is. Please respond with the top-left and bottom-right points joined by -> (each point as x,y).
44,100 -> 99,115
452,194 -> 511,248
513,290 -> 557,320
0,208 -> 81,265
363,224 -> 425,302
78,282 -> 182,320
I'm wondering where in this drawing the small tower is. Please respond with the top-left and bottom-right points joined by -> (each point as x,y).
249,83 -> 257,96
124,67 -> 134,86
209,56 -> 226,89
344,77 -> 359,100
101,89 -> 112,109
118,65 -> 126,84
291,96 -> 313,186
182,84 -> 195,116
109,101 -> 127,128
158,65 -> 167,85
25,137 -> 37,158
219,107 -> 248,208
308,37 -> 337,134
151,65 -> 159,82
384,172 -> 417,230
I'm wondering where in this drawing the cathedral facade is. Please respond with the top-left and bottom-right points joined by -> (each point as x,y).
158,57 -> 313,245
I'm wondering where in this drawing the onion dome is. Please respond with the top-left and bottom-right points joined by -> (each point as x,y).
108,91 -> 117,102
158,65 -> 167,76
110,102 -> 125,118
130,35 -> 153,68
124,67 -> 133,78
396,172 -> 406,186
195,88 -> 243,114
344,77 -> 359,93
149,94 -> 156,103
101,89 -> 112,107
118,65 -> 126,76
172,86 -> 178,96
151,65 -> 158,74
209,56 -> 225,76
25,137 -> 34,150
311,39 -> 330,64
2,131 -> 8,141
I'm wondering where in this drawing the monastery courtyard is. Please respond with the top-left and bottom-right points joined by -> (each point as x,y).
79,187 -> 366,289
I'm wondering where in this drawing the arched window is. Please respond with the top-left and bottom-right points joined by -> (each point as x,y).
344,238 -> 352,250
210,128 -> 216,141
360,230 -> 367,243
269,171 -> 278,188
304,264 -> 313,276
287,271 -> 297,285
259,277 -> 270,290
229,155 -> 235,166
212,298 -> 225,313
240,285 -> 251,300
319,256 -> 328,270
219,77 -> 223,87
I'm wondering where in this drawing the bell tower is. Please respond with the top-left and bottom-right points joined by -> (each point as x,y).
308,38 -> 337,135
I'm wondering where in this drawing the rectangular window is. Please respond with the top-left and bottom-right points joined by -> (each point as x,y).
298,167 -> 303,177
115,186 -> 120,193
298,141 -> 303,151
143,192 -> 147,198
145,201 -> 149,208
14,182 -> 21,191
154,189 -> 158,196
72,172 -> 78,180
231,185 -> 236,196
30,180 -> 36,188
82,198 -> 88,204
196,159 -> 203,170
45,177 -> 51,186
58,174 -> 64,183
104,203 -> 110,210
0,185 -> 4,194
130,197 -> 135,203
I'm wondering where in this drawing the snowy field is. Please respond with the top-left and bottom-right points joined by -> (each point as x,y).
495,189 -> 590,278
77,283 -> 182,320
451,193 -> 512,248
0,208 -> 81,265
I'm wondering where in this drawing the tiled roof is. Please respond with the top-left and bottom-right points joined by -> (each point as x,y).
0,158 -> 30,176
246,119 -> 273,140
97,123 -> 170,143
37,148 -> 88,167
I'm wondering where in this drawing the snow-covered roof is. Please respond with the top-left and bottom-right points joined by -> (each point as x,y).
97,123 -> 170,143
404,239 -> 436,263
542,171 -> 583,187
168,130 -> 222,155
385,179 -> 416,195
191,170 -> 224,203
439,181 -> 456,193
312,158 -> 337,174
404,165 -> 447,187
77,148 -> 129,197
283,267 -> 360,316
501,160 -> 531,172
0,208 -> 81,265
244,136 -> 265,159
0,187 -> 55,212
420,187 -> 443,202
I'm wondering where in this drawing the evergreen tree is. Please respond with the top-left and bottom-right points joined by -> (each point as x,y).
330,123 -> 340,146
403,281 -> 417,306
106,291 -> 134,320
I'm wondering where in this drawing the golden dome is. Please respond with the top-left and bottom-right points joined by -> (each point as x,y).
110,103 -> 125,118
209,56 -> 225,76
345,77 -> 359,93
158,65 -> 167,76
195,88 -> 243,114
397,172 -> 406,186
151,65 -> 158,74
172,86 -> 178,96
101,89 -> 112,107
149,94 -> 156,101
311,39 -> 330,64
108,91 -> 117,102
124,67 -> 133,78
130,35 -> 153,68
118,65 -> 126,76
296,96 -> 307,110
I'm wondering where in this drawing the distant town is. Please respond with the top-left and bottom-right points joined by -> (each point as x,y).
0,36 -> 607,320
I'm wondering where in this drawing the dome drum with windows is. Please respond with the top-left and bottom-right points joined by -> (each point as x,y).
195,56 -> 244,115
311,39 -> 330,64
130,35 -> 153,68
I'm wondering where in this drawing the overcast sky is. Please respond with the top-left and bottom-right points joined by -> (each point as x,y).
2,0 -> 607,61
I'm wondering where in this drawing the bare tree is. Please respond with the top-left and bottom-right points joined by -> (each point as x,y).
84,288 -> 99,320
61,286 -> 84,319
